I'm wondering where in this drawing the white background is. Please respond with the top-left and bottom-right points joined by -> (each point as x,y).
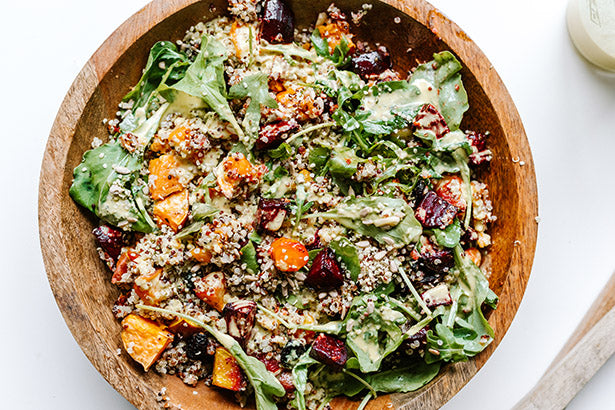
1,0 -> 613,408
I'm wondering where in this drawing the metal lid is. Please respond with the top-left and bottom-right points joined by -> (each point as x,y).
567,0 -> 615,72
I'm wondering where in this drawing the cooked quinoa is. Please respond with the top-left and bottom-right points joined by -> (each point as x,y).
70,1 -> 498,409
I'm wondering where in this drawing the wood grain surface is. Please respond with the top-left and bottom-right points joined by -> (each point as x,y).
38,1 -> 539,409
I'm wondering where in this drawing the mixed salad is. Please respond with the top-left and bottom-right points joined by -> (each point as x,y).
69,1 -> 498,409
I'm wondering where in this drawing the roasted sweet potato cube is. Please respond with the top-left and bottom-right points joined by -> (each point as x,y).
167,318 -> 201,336
191,247 -> 212,264
212,347 -> 245,391
148,153 -> 184,200
194,271 -> 226,311
153,189 -> 189,232
133,268 -> 168,305
121,314 -> 173,371
216,153 -> 261,199
111,250 -> 138,284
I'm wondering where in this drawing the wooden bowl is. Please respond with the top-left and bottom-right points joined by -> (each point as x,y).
38,0 -> 538,409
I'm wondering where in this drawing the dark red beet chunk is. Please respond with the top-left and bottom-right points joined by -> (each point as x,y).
255,353 -> 281,373
92,225 -> 124,261
223,300 -> 257,347
260,0 -> 295,44
305,248 -> 344,290
255,120 -> 300,150
415,191 -> 457,229
350,48 -> 391,78
256,198 -> 290,232
278,371 -> 295,393
418,248 -> 454,274
415,239 -> 455,276
466,131 -> 493,165
413,104 -> 450,139
310,333 -> 348,368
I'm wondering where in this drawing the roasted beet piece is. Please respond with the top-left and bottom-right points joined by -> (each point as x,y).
278,371 -> 295,393
255,353 -> 281,373
92,225 -> 124,261
466,131 -> 493,165
260,0 -> 295,44
466,130 -> 487,152
416,239 -> 455,275
413,103 -> 450,139
415,191 -> 458,229
350,48 -> 391,78
460,226 -> 479,246
401,325 -> 430,354
310,333 -> 348,368
305,248 -> 344,290
255,120 -> 300,150
257,198 -> 290,232
223,300 -> 257,347
185,333 -> 209,361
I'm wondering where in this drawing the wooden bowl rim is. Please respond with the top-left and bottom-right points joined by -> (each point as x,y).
38,0 -> 538,409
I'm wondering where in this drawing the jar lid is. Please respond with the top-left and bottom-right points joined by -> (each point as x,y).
567,0 -> 615,72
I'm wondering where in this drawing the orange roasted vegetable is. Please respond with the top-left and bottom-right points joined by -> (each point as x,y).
270,238 -> 309,272
212,347 -> 244,391
121,314 -> 173,371
316,22 -> 355,54
148,153 -> 184,200
134,268 -> 168,305
167,318 -> 201,336
153,189 -> 189,232
465,248 -> 482,267
194,271 -> 226,311
191,247 -> 212,264
216,153 -> 262,199
111,250 -> 138,284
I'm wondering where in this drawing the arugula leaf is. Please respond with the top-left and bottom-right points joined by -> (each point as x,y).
229,73 -> 278,143
240,241 -> 260,275
307,196 -> 422,247
119,103 -> 169,151
310,366 -> 366,398
267,142 -> 292,160
329,146 -> 362,179
69,141 -> 156,233
292,350 -> 319,410
292,185 -> 313,229
307,146 -> 331,175
367,361 -> 441,393
310,29 -> 330,58
328,146 -> 364,195
433,219 -> 462,248
344,291 -> 407,372
329,238 -> 361,281
169,35 -> 244,139
310,29 -> 351,67
424,245 -> 495,363
176,202 -> 219,239
122,41 -> 189,112
410,51 -> 468,131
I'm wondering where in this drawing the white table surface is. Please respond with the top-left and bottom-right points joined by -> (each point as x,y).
1,0 -> 614,408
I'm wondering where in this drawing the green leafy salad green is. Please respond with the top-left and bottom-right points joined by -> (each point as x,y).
68,4 -> 498,410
